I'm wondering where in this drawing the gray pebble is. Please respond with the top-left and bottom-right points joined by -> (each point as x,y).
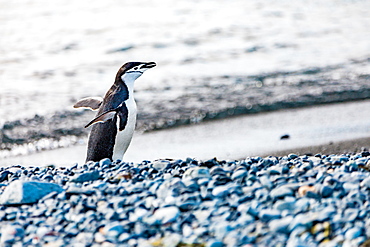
259,209 -> 281,221
274,200 -> 296,211
269,216 -> 293,233
270,186 -> 294,199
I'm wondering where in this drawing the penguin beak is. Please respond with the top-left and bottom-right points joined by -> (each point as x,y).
142,62 -> 156,69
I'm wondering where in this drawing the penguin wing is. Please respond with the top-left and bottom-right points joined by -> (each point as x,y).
73,97 -> 103,110
84,104 -> 128,129
85,109 -> 117,128
117,104 -> 129,131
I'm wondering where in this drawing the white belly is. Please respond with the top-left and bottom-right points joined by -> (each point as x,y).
112,98 -> 137,161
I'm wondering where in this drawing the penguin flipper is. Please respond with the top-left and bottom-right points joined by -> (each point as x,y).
74,97 -> 103,111
117,105 -> 129,131
85,110 -> 116,128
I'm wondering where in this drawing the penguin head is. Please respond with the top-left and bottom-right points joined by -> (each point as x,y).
117,62 -> 156,85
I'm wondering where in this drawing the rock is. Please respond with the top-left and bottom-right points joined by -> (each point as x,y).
345,227 -> 363,240
259,175 -> 273,189
161,233 -> 182,247
360,177 -> 370,188
289,214 -> 313,231
0,181 -> 63,205
269,216 -> 293,233
343,182 -> 359,193
259,209 -> 281,221
99,158 -> 112,167
298,185 -> 316,197
288,153 -> 299,159
183,167 -> 211,179
274,200 -> 296,211
206,239 -> 224,247
316,206 -> 336,221
101,223 -> 126,241
0,171 -> 11,183
70,171 -> 100,183
147,206 -> 180,225
344,208 -> 359,222
66,187 -> 95,196
0,224 -> 24,245
212,185 -> 230,198
231,169 -> 247,180
151,160 -> 171,170
270,186 -> 294,199
318,185 -> 333,198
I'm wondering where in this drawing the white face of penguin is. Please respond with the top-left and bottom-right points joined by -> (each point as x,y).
121,63 -> 155,89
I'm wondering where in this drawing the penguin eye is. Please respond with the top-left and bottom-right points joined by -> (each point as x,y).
134,67 -> 138,70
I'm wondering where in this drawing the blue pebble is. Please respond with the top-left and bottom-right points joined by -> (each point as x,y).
345,227 -> 363,240
319,185 -> 334,198
206,240 -> 224,247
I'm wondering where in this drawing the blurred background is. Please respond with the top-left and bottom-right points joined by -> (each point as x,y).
1,0 -> 370,165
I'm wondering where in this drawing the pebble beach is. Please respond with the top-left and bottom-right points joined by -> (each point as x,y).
1,153 -> 370,246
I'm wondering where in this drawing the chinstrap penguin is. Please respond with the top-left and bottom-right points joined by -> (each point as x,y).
74,62 -> 156,162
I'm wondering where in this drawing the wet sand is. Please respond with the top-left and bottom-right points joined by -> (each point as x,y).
3,99 -> 370,167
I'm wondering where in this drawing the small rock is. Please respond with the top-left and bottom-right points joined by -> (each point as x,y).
102,223 -> 126,241
161,233 -> 182,247
212,185 -> 229,198
345,227 -> 363,240
270,186 -> 294,199
206,239 -> 224,247
274,200 -> 296,211
289,214 -> 313,231
280,134 -> 290,140
0,181 -> 63,205
99,158 -> 112,167
344,208 -> 359,222
70,171 -> 100,183
0,171 -> 11,183
259,209 -> 281,221
269,216 -> 293,233
298,185 -> 316,197
151,160 -> 171,170
231,169 -> 247,180
360,177 -> 370,188
183,167 -> 211,179
343,183 -> 359,193
0,224 -> 24,245
316,206 -> 336,222
318,185 -> 333,198
148,206 -> 180,225
288,153 -> 299,159
259,175 -> 273,189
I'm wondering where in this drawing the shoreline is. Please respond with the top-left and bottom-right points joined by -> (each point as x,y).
261,136 -> 370,159
2,99 -> 370,167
